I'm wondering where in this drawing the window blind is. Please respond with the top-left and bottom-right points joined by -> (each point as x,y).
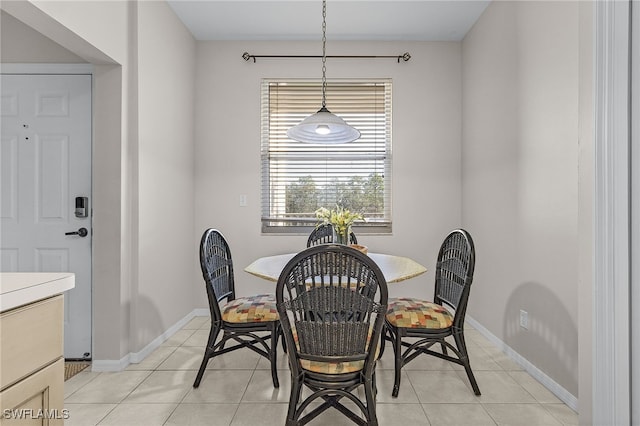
261,79 -> 392,233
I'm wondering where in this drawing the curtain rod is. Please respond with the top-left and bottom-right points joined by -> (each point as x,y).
242,52 -> 411,63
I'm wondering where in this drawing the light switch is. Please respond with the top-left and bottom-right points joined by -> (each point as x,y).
239,194 -> 247,207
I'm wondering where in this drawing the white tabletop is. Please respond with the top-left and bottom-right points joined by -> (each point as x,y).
245,252 -> 426,284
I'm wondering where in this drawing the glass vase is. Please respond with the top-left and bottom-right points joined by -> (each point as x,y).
335,226 -> 351,245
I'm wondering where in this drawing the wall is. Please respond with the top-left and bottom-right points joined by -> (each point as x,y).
0,1 -> 197,364
135,1 -> 197,352
2,3 -> 596,414
0,0 -> 131,362
27,0 -> 129,64
462,0 -> 587,406
0,11 -> 85,63
633,1 -> 640,421
193,40 -> 463,302
577,1 -> 593,422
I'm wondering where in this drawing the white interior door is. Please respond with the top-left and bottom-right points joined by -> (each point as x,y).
1,74 -> 92,359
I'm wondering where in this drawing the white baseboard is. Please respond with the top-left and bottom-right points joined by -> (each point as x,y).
91,356 -> 130,372
91,308 -> 209,372
92,309 -> 578,413
466,316 -> 578,412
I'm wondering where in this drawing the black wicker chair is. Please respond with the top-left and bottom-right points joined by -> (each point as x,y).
307,223 -> 358,247
276,244 -> 388,426
193,228 -> 280,389
383,229 -> 480,397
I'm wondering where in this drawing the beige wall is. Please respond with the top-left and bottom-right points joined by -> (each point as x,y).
0,1 -> 197,361
0,11 -> 85,63
2,1 -> 594,413
135,1 -> 197,352
193,40 -> 463,301
0,0 -> 132,361
462,0 -> 589,407
577,1 -> 593,422
28,0 -> 129,64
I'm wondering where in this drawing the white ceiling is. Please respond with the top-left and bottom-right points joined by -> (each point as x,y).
167,0 -> 490,42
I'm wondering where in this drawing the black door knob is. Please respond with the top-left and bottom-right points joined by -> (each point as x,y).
65,227 -> 88,237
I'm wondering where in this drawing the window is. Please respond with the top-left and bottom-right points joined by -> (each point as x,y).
261,79 -> 392,234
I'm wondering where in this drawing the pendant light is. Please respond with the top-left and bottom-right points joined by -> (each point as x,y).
287,0 -> 361,144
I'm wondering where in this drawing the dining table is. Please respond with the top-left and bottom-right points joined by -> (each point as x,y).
244,251 -> 427,284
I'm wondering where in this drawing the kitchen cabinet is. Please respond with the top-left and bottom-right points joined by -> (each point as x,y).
0,273 -> 74,425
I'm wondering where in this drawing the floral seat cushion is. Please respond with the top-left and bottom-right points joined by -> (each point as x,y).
291,327 -> 378,375
386,297 -> 453,329
221,294 -> 279,323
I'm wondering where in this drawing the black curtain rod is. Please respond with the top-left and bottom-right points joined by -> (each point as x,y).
242,52 -> 411,63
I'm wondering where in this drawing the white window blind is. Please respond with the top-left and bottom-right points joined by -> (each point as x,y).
261,79 -> 392,234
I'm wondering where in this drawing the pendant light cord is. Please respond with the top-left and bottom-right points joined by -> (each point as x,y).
284,0 -> 361,144
321,0 -> 327,109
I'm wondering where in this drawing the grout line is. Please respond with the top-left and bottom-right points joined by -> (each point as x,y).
64,318 -> 578,426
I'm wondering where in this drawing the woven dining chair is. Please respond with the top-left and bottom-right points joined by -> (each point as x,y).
383,229 -> 480,397
193,228 -> 280,389
307,223 -> 358,247
276,244 -> 388,426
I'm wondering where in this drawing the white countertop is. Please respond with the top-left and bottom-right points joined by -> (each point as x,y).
0,272 -> 75,312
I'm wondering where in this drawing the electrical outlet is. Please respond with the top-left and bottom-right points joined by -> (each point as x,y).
519,310 -> 529,330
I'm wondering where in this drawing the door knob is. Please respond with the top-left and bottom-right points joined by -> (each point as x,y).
65,227 -> 88,237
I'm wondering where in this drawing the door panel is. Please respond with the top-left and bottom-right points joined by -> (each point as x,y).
38,134 -> 69,220
0,74 -> 92,359
1,136 -> 18,221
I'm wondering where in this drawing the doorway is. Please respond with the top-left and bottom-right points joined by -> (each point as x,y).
1,73 -> 92,359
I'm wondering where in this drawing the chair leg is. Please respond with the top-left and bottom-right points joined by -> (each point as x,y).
193,324 -> 221,388
378,326 -> 388,360
221,330 -> 235,352
287,375 -> 303,426
391,327 -> 403,397
270,323 -> 280,388
364,374 -> 378,426
280,328 -> 287,353
373,370 -> 378,398
453,331 -> 481,396
441,341 -> 448,356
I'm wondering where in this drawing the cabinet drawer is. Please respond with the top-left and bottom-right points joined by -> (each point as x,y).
0,358 -> 64,425
0,296 -> 63,390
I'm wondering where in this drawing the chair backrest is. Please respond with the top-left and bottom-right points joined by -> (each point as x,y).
307,223 -> 358,247
307,223 -> 334,246
200,228 -> 236,322
276,244 -> 388,372
434,229 -> 476,326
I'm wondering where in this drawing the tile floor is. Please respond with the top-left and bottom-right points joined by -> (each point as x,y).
64,316 -> 579,425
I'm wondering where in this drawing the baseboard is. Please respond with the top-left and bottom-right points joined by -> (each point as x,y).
128,308 -> 208,364
91,308 -> 209,372
466,316 -> 578,412
91,356 -> 130,372
91,308 -> 578,413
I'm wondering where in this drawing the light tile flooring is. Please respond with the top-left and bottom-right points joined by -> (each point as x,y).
64,316 -> 578,425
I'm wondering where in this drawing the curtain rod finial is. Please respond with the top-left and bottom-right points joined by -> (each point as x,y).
242,52 -> 256,63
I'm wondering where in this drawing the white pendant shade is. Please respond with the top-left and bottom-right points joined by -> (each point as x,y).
288,1 -> 360,144
287,107 -> 361,144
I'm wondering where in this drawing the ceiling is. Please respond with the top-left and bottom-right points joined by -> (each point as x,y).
167,0 -> 491,42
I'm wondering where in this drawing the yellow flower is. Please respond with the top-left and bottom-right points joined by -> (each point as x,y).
315,206 -> 363,238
